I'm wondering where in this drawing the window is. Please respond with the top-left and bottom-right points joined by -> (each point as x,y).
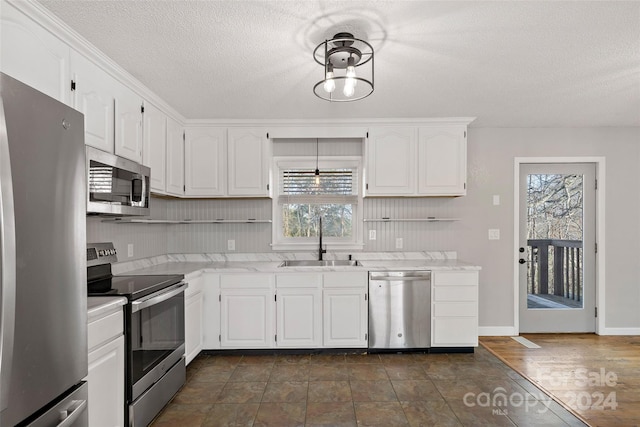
272,158 -> 363,250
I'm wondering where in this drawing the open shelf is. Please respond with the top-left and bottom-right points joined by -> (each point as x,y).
101,218 -> 272,224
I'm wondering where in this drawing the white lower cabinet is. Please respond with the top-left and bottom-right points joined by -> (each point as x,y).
185,272 -> 204,365
322,272 -> 368,348
87,299 -> 126,427
220,274 -> 275,348
431,270 -> 479,347
275,274 -> 322,348
201,273 -> 221,350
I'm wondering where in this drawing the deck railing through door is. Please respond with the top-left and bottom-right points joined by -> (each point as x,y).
527,239 -> 583,302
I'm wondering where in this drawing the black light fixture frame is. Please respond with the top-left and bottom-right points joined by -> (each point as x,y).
313,33 -> 374,102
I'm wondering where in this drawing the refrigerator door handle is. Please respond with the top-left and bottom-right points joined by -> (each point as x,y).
56,399 -> 87,427
0,94 -> 17,411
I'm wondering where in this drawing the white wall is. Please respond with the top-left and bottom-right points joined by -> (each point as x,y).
86,126 -> 640,330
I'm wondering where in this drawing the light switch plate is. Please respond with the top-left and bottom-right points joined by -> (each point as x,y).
127,243 -> 133,258
488,229 -> 500,240
227,240 -> 235,251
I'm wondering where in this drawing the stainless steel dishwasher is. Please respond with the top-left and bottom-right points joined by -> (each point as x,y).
368,271 -> 431,350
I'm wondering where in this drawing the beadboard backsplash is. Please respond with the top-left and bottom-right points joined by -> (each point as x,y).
87,195 -> 466,260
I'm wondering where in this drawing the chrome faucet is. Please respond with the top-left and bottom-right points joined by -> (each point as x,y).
318,217 -> 326,261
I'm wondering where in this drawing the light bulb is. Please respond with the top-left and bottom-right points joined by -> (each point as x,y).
323,70 -> 335,93
346,65 -> 357,88
343,81 -> 355,97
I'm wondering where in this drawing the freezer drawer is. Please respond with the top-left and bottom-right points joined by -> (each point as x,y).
27,382 -> 88,427
368,271 -> 431,349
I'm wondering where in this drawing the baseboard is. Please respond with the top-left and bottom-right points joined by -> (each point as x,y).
598,327 -> 640,335
478,326 -> 518,336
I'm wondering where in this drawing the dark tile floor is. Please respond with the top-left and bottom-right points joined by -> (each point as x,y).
151,347 -> 588,426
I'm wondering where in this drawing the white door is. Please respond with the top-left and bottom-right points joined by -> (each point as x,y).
518,163 -> 596,332
322,288 -> 368,347
276,288 -> 322,348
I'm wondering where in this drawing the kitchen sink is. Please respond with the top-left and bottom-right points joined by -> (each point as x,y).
278,260 -> 361,267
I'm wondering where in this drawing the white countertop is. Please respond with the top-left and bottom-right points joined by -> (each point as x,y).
87,296 -> 127,321
116,254 -> 480,277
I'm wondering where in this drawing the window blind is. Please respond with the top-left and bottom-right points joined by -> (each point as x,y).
278,168 -> 358,205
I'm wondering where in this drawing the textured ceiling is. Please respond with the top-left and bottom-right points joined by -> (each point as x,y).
38,0 -> 640,127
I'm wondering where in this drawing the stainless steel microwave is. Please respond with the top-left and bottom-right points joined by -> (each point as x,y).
86,146 -> 150,216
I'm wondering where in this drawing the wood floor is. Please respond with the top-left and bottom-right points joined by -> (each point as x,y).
480,334 -> 640,427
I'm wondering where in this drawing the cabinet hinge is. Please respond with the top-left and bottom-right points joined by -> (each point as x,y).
464,130 -> 466,138
365,293 -> 368,301
183,131 -> 186,142
267,184 -> 270,191
266,132 -> 269,139
365,333 -> 368,341
595,307 -> 598,318
275,334 -> 277,342
595,242 -> 598,254
70,80 -> 76,91
218,294 -> 221,302
366,132 -> 369,138
595,179 -> 598,190
183,185 -> 186,192
274,294 -> 277,302
464,183 -> 467,190
366,183 -> 369,190
141,105 -> 145,114
218,334 -> 221,342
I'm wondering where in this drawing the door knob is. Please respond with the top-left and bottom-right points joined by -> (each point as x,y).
519,247 -> 525,253
518,258 -> 526,264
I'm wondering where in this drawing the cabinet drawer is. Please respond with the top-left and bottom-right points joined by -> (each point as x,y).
432,317 -> 478,346
433,271 -> 478,286
433,286 -> 476,302
276,273 -> 322,288
323,272 -> 367,288
88,310 -> 123,352
433,302 -> 477,317
221,274 -> 274,288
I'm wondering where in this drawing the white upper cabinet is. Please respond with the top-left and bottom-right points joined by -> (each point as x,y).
227,128 -> 270,197
165,117 -> 185,196
142,102 -> 167,192
365,127 -> 417,195
418,126 -> 467,196
69,50 -> 116,153
0,2 -> 70,105
184,127 -> 226,197
365,125 -> 467,197
114,83 -> 143,163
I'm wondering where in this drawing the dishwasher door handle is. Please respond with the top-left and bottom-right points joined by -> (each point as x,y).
369,275 -> 431,282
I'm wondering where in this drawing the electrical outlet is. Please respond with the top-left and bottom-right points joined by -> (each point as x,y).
369,230 -> 376,240
127,243 -> 133,258
395,237 -> 403,249
493,195 -> 500,205
488,229 -> 500,240
227,239 -> 235,251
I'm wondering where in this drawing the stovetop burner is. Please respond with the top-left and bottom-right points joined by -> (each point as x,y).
88,274 -> 184,300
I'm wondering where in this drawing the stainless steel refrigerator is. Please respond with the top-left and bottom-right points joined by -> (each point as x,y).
1,73 -> 88,426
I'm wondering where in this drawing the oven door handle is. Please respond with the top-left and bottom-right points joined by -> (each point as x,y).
131,282 -> 188,313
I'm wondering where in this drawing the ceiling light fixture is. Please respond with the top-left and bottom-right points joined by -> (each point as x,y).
313,32 -> 374,102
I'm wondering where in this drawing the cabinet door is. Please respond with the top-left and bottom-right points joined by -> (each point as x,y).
227,128 -> 270,197
88,335 -> 125,427
185,127 -> 226,196
365,127 -> 416,195
70,50 -> 116,153
114,84 -> 143,163
323,288 -> 368,348
276,288 -> 322,348
165,117 -> 185,196
220,288 -> 274,348
1,2 -> 70,105
418,126 -> 467,196
202,274 -> 221,350
142,102 -> 167,192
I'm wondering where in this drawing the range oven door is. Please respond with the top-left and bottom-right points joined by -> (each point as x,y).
129,283 -> 186,402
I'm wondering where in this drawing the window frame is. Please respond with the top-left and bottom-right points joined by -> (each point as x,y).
271,156 -> 364,251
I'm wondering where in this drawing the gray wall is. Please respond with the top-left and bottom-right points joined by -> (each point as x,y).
86,126 -> 640,330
